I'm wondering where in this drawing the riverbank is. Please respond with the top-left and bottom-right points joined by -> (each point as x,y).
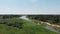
32,19 -> 60,33
32,19 -> 60,28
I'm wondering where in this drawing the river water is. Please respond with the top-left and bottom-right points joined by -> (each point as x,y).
20,16 -> 60,33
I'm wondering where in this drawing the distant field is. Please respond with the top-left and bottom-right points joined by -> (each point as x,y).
0,18 -> 59,34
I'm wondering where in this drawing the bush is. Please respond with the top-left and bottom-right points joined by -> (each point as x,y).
7,22 -> 23,29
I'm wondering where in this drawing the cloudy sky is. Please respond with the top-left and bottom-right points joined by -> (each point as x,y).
0,0 -> 60,14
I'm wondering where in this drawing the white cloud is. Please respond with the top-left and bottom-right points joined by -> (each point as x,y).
0,7 -> 60,15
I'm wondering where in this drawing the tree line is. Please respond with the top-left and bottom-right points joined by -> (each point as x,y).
0,15 -> 21,19
27,15 -> 60,24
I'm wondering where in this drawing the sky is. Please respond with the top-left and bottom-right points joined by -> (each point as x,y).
0,0 -> 60,14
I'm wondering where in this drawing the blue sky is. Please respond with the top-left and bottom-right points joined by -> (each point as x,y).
0,0 -> 60,14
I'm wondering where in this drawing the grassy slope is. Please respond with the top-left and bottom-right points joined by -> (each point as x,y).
0,18 -> 59,34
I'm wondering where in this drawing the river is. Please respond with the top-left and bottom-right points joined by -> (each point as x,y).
20,16 -> 60,33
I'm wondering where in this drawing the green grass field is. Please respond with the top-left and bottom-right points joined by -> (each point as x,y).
0,18 -> 59,34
